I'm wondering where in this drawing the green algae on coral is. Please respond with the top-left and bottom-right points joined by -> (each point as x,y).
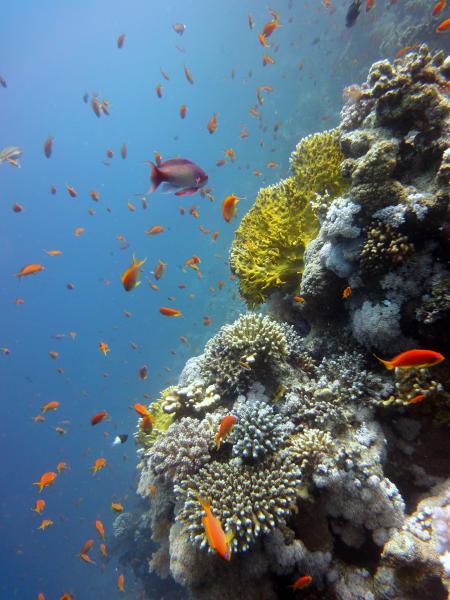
229,129 -> 348,307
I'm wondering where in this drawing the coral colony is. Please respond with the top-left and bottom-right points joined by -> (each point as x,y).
116,47 -> 449,599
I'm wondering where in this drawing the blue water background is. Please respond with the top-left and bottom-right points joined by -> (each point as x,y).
0,0 -> 412,597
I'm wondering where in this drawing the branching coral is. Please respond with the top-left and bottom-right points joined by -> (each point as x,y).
286,429 -> 333,476
380,367 -> 444,407
229,396 -> 292,460
200,313 -> 288,392
175,454 -> 301,553
229,129 -> 348,307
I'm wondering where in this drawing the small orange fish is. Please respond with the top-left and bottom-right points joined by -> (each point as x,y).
409,393 -> 426,405
365,0 -> 375,11
121,143 -> 127,159
189,206 -> 199,218
66,282 -> 74,290
156,84 -> 163,98
127,200 -> 136,212
216,159 -> 226,167
79,539 -> 94,555
15,297 -> 25,305
91,411 -> 108,426
74,227 -> 85,237
183,64 -> 194,84
342,286 -> 351,299
221,194 -> 239,222
44,250 -> 62,256
203,316 -> 211,326
211,230 -> 219,241
436,17 -> 450,31
374,349 -> 445,370
207,113 -> 218,134
262,54 -> 275,66
38,593 -> 46,600
132,403 -> 152,419
117,33 -> 125,48
59,594 -> 73,600
215,415 -> 237,449
111,502 -> 124,512
249,107 -> 260,117
99,341 -> 110,356
48,351 -> 59,360
80,553 -> 96,565
153,260 -> 166,281
91,457 -> 106,475
16,264 -> 45,278
225,148 -> 237,161
33,471 -> 57,492
95,520 -> 105,540
293,295 -> 305,303
121,254 -> 147,291
12,203 -> 24,212
33,499 -> 46,514
106,148 -> 114,159
159,307 -> 182,317
33,415 -> 45,423
253,169 -> 261,176
267,161 -> 278,169
262,21 -> 279,37
432,0 -> 447,15
289,575 -> 312,590
117,574 -> 125,592
99,543 -> 107,557
41,400 -> 60,413
198,497 -> 233,561
38,519 -> 54,531
56,462 -> 68,474
179,103 -> 187,118
66,184 -> 77,198
240,127 -> 249,139
138,365 -> 148,380
258,33 -> 270,47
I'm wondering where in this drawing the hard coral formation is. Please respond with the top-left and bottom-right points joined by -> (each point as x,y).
175,454 -> 301,553
229,129 -> 348,307
200,313 -> 288,393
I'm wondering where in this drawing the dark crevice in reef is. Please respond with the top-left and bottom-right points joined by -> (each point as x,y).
331,527 -> 382,574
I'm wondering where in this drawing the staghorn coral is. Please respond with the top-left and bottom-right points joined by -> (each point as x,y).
145,417 -> 214,484
200,313 -> 288,392
229,395 -> 293,461
175,453 -> 301,553
229,129 -> 348,307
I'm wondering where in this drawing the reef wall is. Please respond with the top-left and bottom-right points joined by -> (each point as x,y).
125,47 -> 450,600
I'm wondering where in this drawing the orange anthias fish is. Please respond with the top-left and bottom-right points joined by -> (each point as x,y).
159,307 -> 182,317
56,462 -> 68,474
198,497 -> 233,561
342,286 -> 351,299
33,471 -> 57,492
145,225 -> 164,235
38,519 -> 54,531
33,499 -> 46,514
117,574 -> 125,592
121,255 -> 147,291
262,54 -> 275,66
153,260 -> 166,280
221,195 -> 239,222
38,593 -> 46,600
99,341 -> 110,356
183,64 -> 194,84
207,113 -> 218,134
95,519 -> 105,540
289,575 -> 312,590
16,264 -> 45,278
117,33 -> 125,48
91,411 -> 108,425
365,0 -> 375,11
99,543 -> 107,557
41,400 -> 60,413
44,136 -> 54,158
215,415 -> 237,449
132,403 -> 153,419
66,184 -> 77,198
111,502 -> 124,512
44,250 -> 62,256
432,0 -> 447,16
80,553 -> 96,565
180,103 -> 187,118
91,458 -> 106,475
262,20 -> 279,37
79,539 -> 94,555
436,17 -> 450,32
374,349 -> 445,370
258,33 -> 270,47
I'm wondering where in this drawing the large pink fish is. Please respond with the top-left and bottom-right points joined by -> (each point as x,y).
146,158 -> 208,196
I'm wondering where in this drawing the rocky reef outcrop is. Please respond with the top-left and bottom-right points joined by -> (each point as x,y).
123,47 -> 450,600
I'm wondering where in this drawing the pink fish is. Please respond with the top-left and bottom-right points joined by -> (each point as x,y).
145,158 -> 208,197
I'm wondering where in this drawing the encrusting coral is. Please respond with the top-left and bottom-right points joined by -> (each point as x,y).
229,129 -> 348,307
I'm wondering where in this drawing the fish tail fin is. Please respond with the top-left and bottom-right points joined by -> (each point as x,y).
33,482 -> 43,492
373,354 -> 393,370
144,160 -> 163,193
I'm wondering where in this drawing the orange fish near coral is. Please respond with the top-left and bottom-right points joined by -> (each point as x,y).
41,400 -> 60,413
91,411 -> 108,426
198,497 -> 234,561
111,502 -> 124,512
215,415 -> 237,449
342,286 -> 351,299
38,519 -> 54,531
132,403 -> 153,420
95,519 -> 105,540
374,349 -> 445,370
121,255 -> 147,291
289,575 -> 312,590
33,471 -> 57,492
432,0 -> 447,16
409,393 -> 426,405
159,307 -> 182,317
117,574 -> 125,592
221,195 -> 239,222
16,264 -> 45,278
436,17 -> 450,32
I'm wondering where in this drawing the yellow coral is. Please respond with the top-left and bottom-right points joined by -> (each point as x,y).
230,129 -> 347,306
135,394 -> 175,449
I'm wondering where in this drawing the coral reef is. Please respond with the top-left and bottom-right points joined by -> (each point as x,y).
127,47 -> 450,600
229,129 -> 348,306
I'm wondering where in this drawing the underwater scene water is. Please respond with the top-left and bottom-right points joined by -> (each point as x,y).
1,1 -> 450,599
